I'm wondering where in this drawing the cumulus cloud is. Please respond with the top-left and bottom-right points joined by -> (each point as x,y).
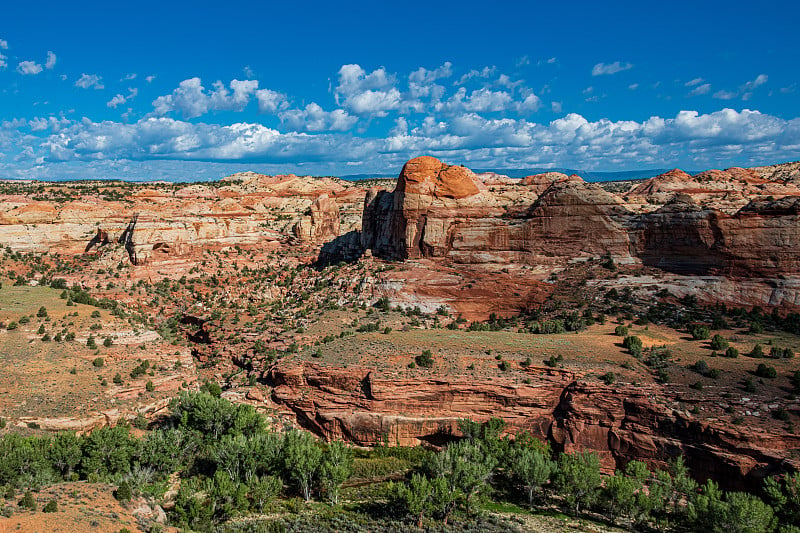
145,75 -> 156,83
255,89 -> 288,114
5,61 -> 800,178
152,78 -> 259,118
592,61 -> 633,76
107,88 -> 138,108
688,83 -> 711,96
455,66 -> 496,85
75,73 -> 104,89
713,89 -> 736,100
335,64 -> 401,116
0,54 -> 7,69
10,107 -> 794,175
28,116 -> 71,132
45,51 -> 56,70
17,61 -> 43,75
714,74 -> 768,101
0,39 -> 7,49
279,103 -> 357,132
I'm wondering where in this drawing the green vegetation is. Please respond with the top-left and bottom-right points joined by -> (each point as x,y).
0,394 -> 791,532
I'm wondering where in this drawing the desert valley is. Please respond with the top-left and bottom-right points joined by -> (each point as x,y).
0,155 -> 798,531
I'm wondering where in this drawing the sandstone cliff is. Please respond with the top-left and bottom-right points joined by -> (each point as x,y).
269,362 -> 799,490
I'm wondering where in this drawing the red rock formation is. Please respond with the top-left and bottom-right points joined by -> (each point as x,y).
293,194 -> 341,243
520,172 -> 582,194
361,156 -> 800,311
249,311 -> 790,481
363,157 -> 631,266
269,362 -> 800,489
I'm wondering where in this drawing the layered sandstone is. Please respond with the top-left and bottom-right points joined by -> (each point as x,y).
269,362 -> 800,489
360,156 -> 800,311
0,173 -> 367,265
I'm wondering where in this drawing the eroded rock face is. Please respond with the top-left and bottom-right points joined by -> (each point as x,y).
293,194 -> 341,244
362,156 -> 502,260
362,157 -> 631,266
269,362 -> 800,490
0,173 -> 367,266
361,156 -> 800,311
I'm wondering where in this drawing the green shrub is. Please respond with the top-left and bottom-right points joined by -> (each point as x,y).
92,357 -> 104,368
19,491 -> 36,510
43,500 -> 57,513
614,325 -> 628,337
415,350 -> 434,368
755,364 -> 777,379
622,335 -> 643,356
114,481 -> 132,502
690,324 -> 711,340
710,334 -> 728,351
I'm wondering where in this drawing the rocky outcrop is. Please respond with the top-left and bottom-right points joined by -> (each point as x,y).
633,195 -> 800,279
520,172 -> 582,194
269,362 -> 800,490
362,157 -> 631,267
362,156 -> 502,260
0,174 -> 368,264
360,156 -> 800,311
293,194 -> 341,243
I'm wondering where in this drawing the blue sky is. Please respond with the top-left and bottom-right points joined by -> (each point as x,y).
1,0 -> 799,181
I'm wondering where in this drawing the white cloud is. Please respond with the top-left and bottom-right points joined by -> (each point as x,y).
107,94 -> 126,108
45,51 -> 56,70
17,107 -> 795,174
28,116 -> 71,132
714,74 -> 768,101
455,66 -> 496,85
335,64 -> 401,116
591,61 -> 633,76
628,83 -> 639,90
123,73 -> 137,81
75,73 -> 104,89
107,88 -> 137,108
145,75 -> 156,83
255,89 -> 288,114
0,54 -> 6,69
517,93 -> 542,113
688,83 -> 711,96
713,90 -> 736,100
279,103 -> 357,132
0,39 -> 7,50
5,61 -> 800,178
685,78 -> 704,87
152,77 -> 259,118
17,61 -> 43,75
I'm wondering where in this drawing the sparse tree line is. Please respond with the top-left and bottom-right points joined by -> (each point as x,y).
0,394 -> 798,532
